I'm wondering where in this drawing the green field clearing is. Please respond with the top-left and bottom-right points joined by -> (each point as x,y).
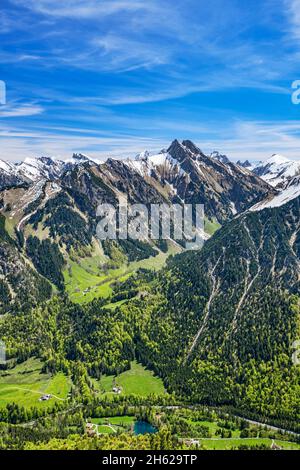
90,416 -> 136,435
193,421 -> 241,438
103,299 -> 130,310
97,425 -> 115,434
91,415 -> 136,425
92,361 -> 165,397
185,419 -> 240,438
197,438 -> 300,450
204,218 -> 221,236
0,358 -> 72,408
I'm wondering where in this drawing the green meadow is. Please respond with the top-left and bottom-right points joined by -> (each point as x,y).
63,243 -> 181,304
0,358 -> 72,408
198,438 -> 300,450
92,361 -> 165,397
97,425 -> 115,434
89,416 -> 136,435
91,416 -> 136,426
185,419 -> 240,439
204,217 -> 221,236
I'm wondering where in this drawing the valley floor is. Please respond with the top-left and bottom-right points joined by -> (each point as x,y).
0,358 -> 299,450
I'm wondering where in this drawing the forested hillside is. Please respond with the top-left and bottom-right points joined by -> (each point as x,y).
126,197 -> 300,421
0,215 -> 52,314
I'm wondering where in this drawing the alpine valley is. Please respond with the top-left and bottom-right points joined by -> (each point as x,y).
0,140 -> 299,451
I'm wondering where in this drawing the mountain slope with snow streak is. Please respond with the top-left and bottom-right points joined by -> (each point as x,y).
250,175 -> 300,211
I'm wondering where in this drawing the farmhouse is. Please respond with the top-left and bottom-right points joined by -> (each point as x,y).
39,394 -> 51,401
86,422 -> 96,437
185,438 -> 200,447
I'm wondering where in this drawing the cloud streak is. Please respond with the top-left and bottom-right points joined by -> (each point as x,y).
1,0 -> 300,161
11,0 -> 152,18
0,102 -> 44,118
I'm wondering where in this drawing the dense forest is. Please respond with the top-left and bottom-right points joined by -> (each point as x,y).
0,267 -> 299,427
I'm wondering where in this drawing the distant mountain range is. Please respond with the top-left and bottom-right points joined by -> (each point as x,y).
0,138 -> 300,322
2,142 -> 300,192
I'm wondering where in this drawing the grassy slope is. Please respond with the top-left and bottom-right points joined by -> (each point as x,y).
186,419 -> 240,438
198,438 -> 300,450
0,358 -> 72,408
204,217 -> 221,236
91,416 -> 136,425
92,361 -> 165,397
97,425 -> 115,434
63,243 -> 181,304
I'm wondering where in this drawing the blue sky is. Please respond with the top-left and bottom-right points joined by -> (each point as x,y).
1,0 -> 300,161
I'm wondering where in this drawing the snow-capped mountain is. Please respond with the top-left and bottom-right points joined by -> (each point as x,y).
0,158 -> 28,190
16,156 -> 65,182
125,149 -> 180,179
252,154 -> 300,187
0,153 -> 101,188
126,139 -> 274,222
0,139 -> 275,225
236,159 -> 261,170
0,159 -> 15,174
0,139 -> 285,316
237,159 -> 251,168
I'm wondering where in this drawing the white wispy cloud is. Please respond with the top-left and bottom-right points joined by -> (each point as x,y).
91,34 -> 170,72
1,0 -> 300,163
11,0 -> 152,18
2,118 -> 300,163
0,103 -> 44,118
0,124 -> 165,161
205,120 -> 300,161
3,0 -> 296,100
285,0 -> 300,38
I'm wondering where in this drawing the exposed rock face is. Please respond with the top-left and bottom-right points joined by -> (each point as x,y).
211,151 -> 231,165
150,139 -> 276,223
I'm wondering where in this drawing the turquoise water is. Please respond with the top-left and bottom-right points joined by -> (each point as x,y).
134,421 -> 157,435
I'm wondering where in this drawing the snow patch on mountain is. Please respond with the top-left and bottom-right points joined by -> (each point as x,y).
237,159 -> 263,171
125,149 -> 182,177
250,175 -> 300,211
0,159 -> 15,173
15,156 -> 65,181
0,153 -> 104,185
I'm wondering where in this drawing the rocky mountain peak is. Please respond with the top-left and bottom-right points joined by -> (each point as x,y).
237,159 -> 252,168
181,139 -> 203,155
71,153 -> 91,162
167,139 -> 203,162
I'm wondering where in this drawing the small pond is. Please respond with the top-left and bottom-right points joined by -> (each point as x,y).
133,421 -> 158,435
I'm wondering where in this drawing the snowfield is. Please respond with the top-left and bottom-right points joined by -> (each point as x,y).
250,176 -> 300,211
